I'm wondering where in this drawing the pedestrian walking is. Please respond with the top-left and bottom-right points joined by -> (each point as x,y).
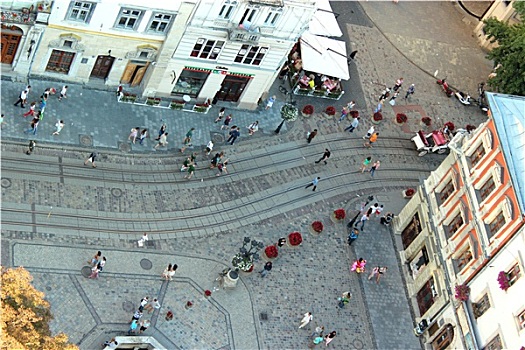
310,325 -> 325,339
338,106 -> 349,122
299,312 -> 313,329
103,338 -> 118,349
136,128 -> 148,145
215,107 -> 226,123
205,140 -> 214,155
154,132 -> 168,150
127,319 -> 139,335
364,132 -> 378,148
393,77 -> 404,92
306,129 -> 318,143
221,114 -> 232,130
137,232 -> 149,247
58,85 -> 68,101
184,163 -> 195,179
360,157 -> 372,173
378,88 -> 390,101
324,331 -> 337,346
265,95 -> 276,110
210,152 -> 224,168
351,258 -> 366,274
405,84 -> 415,99
52,120 -> 65,135
156,123 -> 167,140
88,251 -> 102,266
247,121 -> 259,135
375,204 -> 384,217
41,87 -> 56,100
347,228 -> 359,245
138,319 -> 150,334
180,128 -> 195,153
388,91 -> 400,106
344,116 -> 360,133
368,266 -> 388,284
14,88 -> 28,108
139,296 -> 149,311
144,298 -> 160,313
162,263 -> 173,280
168,264 -> 178,280
374,101 -> 383,113
25,115 -> 40,135
305,177 -> 320,191
84,152 -> 98,168
369,160 -> 380,177
363,126 -> 375,140
315,149 -> 331,165
380,212 -> 395,226
23,102 -> 36,117
0,114 -> 5,129
337,292 -> 351,308
227,126 -> 240,145
25,140 -> 36,155
130,310 -> 143,323
277,237 -> 286,247
97,257 -> 106,272
356,214 -> 369,231
39,97 -> 47,116
259,261 -> 273,278
347,100 -> 356,109
216,160 -> 229,176
88,265 -> 100,279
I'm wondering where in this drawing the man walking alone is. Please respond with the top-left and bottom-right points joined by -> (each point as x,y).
305,177 -> 321,191
315,149 -> 331,165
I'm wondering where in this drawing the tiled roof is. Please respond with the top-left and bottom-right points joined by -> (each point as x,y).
486,92 -> 525,214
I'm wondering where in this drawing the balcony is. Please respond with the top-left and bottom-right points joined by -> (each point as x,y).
1,9 -> 36,24
0,1 -> 52,25
228,24 -> 260,44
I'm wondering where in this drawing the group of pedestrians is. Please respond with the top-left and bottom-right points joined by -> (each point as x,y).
298,311 -> 338,347
127,297 -> 152,335
87,250 -> 107,279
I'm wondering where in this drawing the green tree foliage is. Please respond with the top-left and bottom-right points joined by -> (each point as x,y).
1,266 -> 78,350
483,1 -> 525,96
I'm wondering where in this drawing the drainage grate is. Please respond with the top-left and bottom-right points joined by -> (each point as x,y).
122,301 -> 135,313
259,312 -> 268,321
1,178 -> 12,188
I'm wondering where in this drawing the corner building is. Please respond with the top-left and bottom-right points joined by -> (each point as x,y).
30,0 -> 317,110
394,93 -> 525,349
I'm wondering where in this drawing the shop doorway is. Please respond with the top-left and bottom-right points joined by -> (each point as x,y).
215,75 -> 250,102
90,55 -> 115,79
1,25 -> 23,64
120,60 -> 150,86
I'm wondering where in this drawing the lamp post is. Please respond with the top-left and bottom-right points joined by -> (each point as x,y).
232,237 -> 264,271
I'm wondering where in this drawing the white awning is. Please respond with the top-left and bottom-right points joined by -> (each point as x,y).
300,32 -> 349,80
308,0 -> 343,37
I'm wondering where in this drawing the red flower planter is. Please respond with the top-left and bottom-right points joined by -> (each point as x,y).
325,106 -> 336,116
288,232 -> 303,246
396,113 -> 407,124
264,245 -> 279,259
333,209 -> 346,220
311,221 -> 324,233
302,105 -> 314,115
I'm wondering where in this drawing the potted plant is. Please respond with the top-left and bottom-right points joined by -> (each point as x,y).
185,301 -> 193,309
349,110 -> 359,118
331,208 -> 346,223
204,290 -> 212,298
165,310 -> 174,320
301,104 -> 314,117
444,121 -> 455,131
264,245 -> 279,260
310,221 -> 324,235
170,100 -> 185,110
421,116 -> 432,126
146,97 -> 162,106
287,231 -> 303,247
454,284 -> 470,301
395,113 -> 408,124
371,111 -> 383,124
121,93 -> 137,103
403,188 -> 416,198
280,104 -> 298,122
324,106 -> 336,118
497,271 -> 510,291
232,252 -> 254,272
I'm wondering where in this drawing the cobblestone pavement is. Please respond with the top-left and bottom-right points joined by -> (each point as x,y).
1,2 -> 493,349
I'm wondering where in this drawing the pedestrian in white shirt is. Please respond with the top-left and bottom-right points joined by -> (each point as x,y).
52,120 -> 65,135
298,312 -> 313,329
205,141 -> 214,155
363,126 -> 375,140
58,85 -> 68,101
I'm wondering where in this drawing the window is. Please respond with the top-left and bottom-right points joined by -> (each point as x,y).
234,45 -> 268,65
439,180 -> 455,203
417,277 -> 437,315
190,39 -> 224,60
473,293 -> 490,318
46,50 -> 75,74
488,211 -> 505,238
507,263 -> 521,287
148,13 -> 173,33
172,68 -> 211,98
453,248 -> 472,273
479,177 -> 496,202
409,246 -> 429,279
66,1 -> 96,23
63,40 -> 73,48
239,7 -> 257,25
401,213 -> 422,249
517,309 -> 525,330
116,8 -> 143,30
264,10 -> 281,26
432,324 -> 454,350
218,1 -> 236,19
446,213 -> 464,239
470,143 -> 486,167
483,334 -> 502,350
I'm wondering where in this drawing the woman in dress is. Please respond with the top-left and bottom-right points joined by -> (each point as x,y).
161,264 -> 172,280
324,331 -> 337,346
247,121 -> 259,135
351,258 -> 367,274
129,127 -> 140,144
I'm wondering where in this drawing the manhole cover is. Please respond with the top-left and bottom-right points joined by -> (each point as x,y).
140,258 -> 153,270
46,286 -> 52,291
1,178 -> 11,188
111,188 -> 123,198
81,266 -> 92,278
211,132 -> 225,143
118,142 -> 131,153
352,339 -> 364,349
122,301 -> 135,313
79,135 -> 93,146
259,312 -> 268,321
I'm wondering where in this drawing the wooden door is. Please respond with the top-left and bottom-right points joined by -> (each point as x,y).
131,63 -> 148,86
1,30 -> 22,64
90,55 -> 115,79
120,62 -> 137,84
216,75 -> 249,102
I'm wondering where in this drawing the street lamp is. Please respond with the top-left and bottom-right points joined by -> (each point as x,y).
232,237 -> 264,271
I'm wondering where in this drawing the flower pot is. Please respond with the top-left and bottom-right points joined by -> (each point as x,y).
330,212 -> 344,223
263,246 -> 279,261
301,111 -> 312,118
309,225 -> 322,236
239,265 -> 254,275
403,189 -> 415,198
371,116 -> 382,125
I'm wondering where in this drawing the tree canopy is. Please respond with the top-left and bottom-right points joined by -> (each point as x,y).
1,266 -> 78,350
483,1 -> 525,96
